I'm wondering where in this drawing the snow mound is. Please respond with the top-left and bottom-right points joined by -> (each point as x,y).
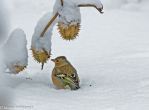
2,28 -> 28,67
31,12 -> 57,52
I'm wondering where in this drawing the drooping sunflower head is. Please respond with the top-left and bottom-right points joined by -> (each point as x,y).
31,47 -> 51,70
58,22 -> 80,40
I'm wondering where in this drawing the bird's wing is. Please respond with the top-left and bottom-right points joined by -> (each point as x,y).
55,73 -> 80,90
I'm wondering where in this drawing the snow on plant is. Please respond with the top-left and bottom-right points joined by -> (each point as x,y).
2,29 -> 28,74
41,0 -> 103,40
31,12 -> 57,70
32,0 -> 103,69
54,0 -> 81,40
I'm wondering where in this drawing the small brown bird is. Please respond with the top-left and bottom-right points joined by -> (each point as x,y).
51,56 -> 80,90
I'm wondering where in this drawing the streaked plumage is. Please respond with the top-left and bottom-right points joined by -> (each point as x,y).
51,56 -> 80,90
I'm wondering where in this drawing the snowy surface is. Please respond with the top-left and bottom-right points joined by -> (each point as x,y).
1,0 -> 149,110
31,12 -> 57,52
2,29 -> 28,67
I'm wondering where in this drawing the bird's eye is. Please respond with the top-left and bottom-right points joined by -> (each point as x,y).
57,60 -> 59,62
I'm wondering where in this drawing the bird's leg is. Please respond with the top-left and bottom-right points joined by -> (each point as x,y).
78,4 -> 103,14
40,12 -> 59,37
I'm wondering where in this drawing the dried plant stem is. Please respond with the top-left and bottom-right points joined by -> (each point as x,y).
41,12 -> 59,37
60,0 -> 63,6
78,4 -> 103,14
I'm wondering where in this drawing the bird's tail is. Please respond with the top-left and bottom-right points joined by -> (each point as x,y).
62,74 -> 80,90
56,73 -> 80,90
69,83 -> 80,90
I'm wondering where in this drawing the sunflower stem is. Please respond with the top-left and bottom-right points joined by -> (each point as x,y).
60,0 -> 63,6
41,12 -> 59,37
78,4 -> 103,14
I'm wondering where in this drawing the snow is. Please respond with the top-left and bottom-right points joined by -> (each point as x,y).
0,0 -> 13,106
57,1 -> 81,26
1,0 -> 149,110
102,0 -> 149,12
53,0 -> 103,14
61,0 -> 103,8
0,0 -> 9,47
74,0 -> 103,8
53,0 -> 81,27
31,12 -> 57,52
53,0 -> 62,15
53,0 -> 102,27
2,29 -> 28,68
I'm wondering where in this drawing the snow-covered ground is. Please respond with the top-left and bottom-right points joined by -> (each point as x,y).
1,0 -> 149,110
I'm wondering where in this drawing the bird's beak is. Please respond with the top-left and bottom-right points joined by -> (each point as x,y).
51,59 -> 55,62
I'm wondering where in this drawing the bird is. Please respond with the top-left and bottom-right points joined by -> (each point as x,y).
51,56 -> 80,90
